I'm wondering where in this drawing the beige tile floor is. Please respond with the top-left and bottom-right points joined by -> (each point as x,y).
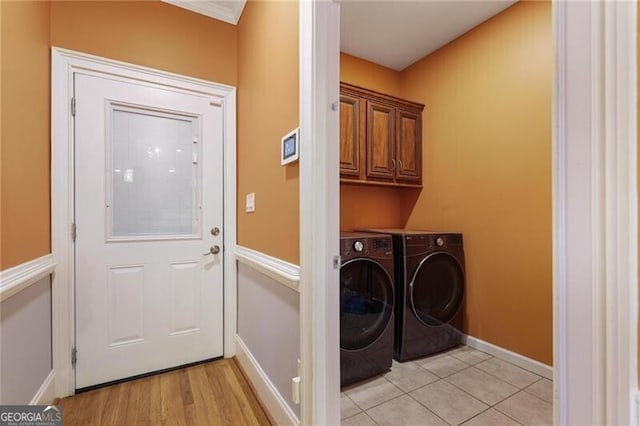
341,346 -> 552,426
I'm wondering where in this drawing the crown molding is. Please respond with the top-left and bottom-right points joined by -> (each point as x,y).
162,0 -> 246,25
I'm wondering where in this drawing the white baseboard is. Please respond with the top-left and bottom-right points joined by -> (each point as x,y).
30,370 -> 55,405
235,335 -> 299,425
464,335 -> 553,380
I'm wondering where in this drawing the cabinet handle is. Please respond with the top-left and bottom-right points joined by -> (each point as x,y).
398,160 -> 403,171
391,159 -> 396,170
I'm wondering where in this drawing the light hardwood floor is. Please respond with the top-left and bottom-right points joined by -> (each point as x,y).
56,358 -> 272,425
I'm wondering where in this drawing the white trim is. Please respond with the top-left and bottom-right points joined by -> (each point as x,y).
299,2 -> 341,424
29,370 -> 56,406
161,0 -> 246,25
222,77 -> 238,361
551,2 -> 568,423
601,2 -> 638,424
51,46 -> 75,399
0,255 -> 56,302
554,3 -> 600,423
235,246 -> 300,292
51,47 -> 237,398
554,1 -> 638,425
235,335 -> 299,426
463,335 -> 553,381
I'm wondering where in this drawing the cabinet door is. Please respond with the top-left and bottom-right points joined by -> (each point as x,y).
366,101 -> 395,181
396,108 -> 422,183
339,94 -> 363,178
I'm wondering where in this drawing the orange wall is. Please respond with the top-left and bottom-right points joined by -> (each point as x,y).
339,53 -> 412,231
237,0 -> 299,264
50,1 -> 237,86
341,185 -> 405,231
1,1 -> 51,269
2,0 -> 299,267
0,0 -> 238,271
340,53 -> 402,98
400,1 -> 553,364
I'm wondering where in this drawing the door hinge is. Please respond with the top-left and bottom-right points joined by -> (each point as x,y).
71,347 -> 77,368
71,97 -> 76,117
71,222 -> 77,242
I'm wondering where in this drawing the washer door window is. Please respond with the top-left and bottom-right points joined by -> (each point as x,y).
410,252 -> 464,327
340,259 -> 393,351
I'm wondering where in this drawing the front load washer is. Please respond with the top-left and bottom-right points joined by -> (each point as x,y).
358,229 -> 465,361
340,232 -> 395,387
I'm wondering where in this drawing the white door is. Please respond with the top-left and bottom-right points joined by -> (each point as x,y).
74,72 -> 224,389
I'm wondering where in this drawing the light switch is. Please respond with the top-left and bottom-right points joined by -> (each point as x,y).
246,192 -> 255,213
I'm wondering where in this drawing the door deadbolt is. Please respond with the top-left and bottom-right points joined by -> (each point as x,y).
203,245 -> 221,255
211,227 -> 220,236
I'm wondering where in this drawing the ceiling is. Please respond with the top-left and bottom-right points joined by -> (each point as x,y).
163,0 -> 517,71
340,1 -> 518,71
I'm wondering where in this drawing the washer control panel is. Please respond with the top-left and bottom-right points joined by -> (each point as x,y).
340,234 -> 393,259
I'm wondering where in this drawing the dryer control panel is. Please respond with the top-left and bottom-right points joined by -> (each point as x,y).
405,233 -> 463,249
340,233 -> 393,260
340,238 -> 372,257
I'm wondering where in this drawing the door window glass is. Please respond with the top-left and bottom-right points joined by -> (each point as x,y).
108,105 -> 201,239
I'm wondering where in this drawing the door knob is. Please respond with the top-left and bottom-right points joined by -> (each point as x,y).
203,245 -> 220,255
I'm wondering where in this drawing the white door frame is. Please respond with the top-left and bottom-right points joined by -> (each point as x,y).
299,1 -> 341,424
51,47 -> 237,398
302,1 -> 639,424
553,1 -> 638,424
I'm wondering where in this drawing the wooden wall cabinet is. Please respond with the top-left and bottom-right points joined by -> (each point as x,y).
339,93 -> 364,178
340,82 -> 424,188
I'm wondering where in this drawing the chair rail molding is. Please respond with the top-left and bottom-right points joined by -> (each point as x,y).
235,246 -> 300,292
0,255 -> 56,302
